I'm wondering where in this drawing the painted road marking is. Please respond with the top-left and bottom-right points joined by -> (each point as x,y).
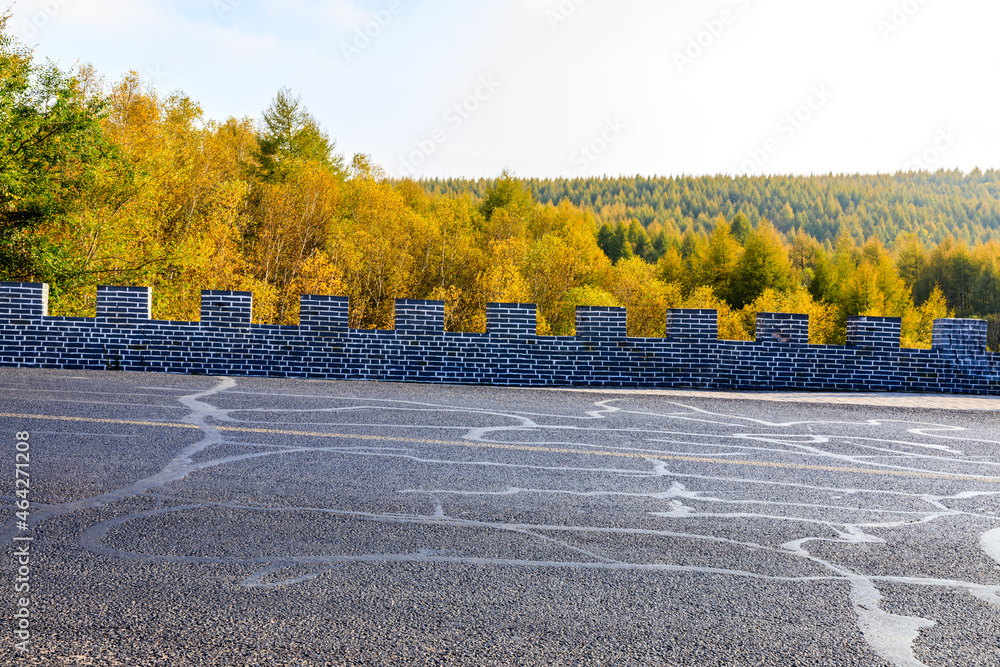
2,412 -> 998,484
540,388 -> 1000,411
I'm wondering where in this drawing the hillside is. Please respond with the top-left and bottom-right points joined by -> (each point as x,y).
422,172 -> 1000,248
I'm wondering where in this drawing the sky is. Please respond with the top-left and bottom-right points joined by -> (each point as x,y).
7,0 -> 1000,179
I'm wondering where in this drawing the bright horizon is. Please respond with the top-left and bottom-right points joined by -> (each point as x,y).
8,0 -> 1000,180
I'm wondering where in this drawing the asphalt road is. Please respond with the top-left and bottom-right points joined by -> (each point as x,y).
0,368 -> 999,666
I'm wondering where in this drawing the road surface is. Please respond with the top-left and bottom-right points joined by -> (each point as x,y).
1,368 -> 999,666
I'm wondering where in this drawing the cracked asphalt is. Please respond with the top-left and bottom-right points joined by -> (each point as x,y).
0,368 -> 999,666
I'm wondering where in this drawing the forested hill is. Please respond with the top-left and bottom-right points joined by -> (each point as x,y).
420,172 -> 1000,247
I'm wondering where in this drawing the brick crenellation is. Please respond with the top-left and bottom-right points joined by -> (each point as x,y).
1,282 -> 997,394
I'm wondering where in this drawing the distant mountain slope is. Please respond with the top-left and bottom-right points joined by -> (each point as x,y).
421,171 -> 1000,246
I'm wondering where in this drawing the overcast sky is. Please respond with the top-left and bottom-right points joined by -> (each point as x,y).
8,0 -> 1000,179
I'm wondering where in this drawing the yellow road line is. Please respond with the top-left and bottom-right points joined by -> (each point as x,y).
4,412 -> 999,484
0,413 -> 202,429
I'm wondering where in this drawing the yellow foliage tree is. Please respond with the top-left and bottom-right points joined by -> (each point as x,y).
901,285 -> 951,349
681,286 -> 744,340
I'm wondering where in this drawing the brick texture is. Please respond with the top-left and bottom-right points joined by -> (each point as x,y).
1,283 -> 998,394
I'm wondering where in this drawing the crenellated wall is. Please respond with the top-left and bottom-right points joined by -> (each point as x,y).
1,282 -> 997,394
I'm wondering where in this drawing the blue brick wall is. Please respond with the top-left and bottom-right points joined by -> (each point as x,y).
1,282 -> 998,394
932,318 -> 988,354
846,316 -> 901,351
487,303 -> 536,337
200,290 -> 252,328
395,299 -> 445,335
576,306 -> 627,340
666,309 -> 717,339
298,294 -> 349,332
96,286 -> 151,322
0,282 -> 48,320
756,312 -> 809,345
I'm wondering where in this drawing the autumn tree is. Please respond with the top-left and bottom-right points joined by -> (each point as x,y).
729,212 -> 751,244
894,232 -> 925,292
902,285 -> 950,348
333,163 -> 419,329
0,13 -> 119,281
597,222 -> 634,264
654,246 -> 684,285
789,229 -> 822,287
729,222 -> 792,308
694,217 -> 742,303
603,256 -> 674,337
477,169 -> 533,242
255,87 -> 343,181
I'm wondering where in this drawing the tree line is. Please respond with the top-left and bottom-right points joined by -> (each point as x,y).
423,172 -> 1000,249
1,15 -> 997,350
